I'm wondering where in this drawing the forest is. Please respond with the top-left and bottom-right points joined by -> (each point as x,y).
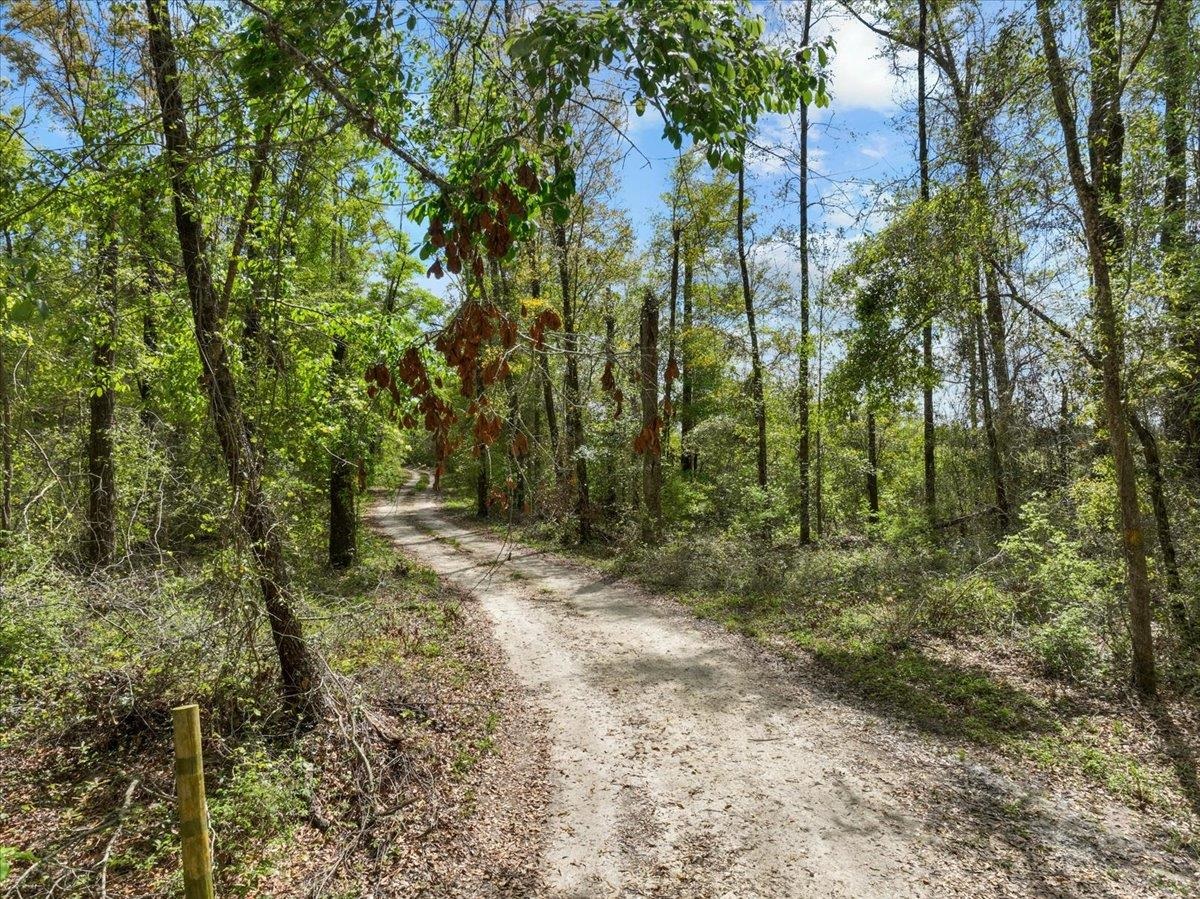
1,0 -> 1199,896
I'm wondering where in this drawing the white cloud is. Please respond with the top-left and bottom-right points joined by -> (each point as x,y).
623,101 -> 665,138
858,134 -> 892,160
815,13 -> 915,113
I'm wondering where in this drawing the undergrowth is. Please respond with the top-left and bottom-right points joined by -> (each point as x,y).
0,512 -> 500,897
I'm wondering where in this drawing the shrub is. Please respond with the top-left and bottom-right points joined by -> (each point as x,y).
1028,607 -> 1101,680
207,744 -> 309,886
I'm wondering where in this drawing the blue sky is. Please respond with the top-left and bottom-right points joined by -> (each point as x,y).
0,1 -> 919,302
405,7 -> 920,300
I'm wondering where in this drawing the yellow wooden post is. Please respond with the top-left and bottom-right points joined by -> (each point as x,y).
171,703 -> 214,899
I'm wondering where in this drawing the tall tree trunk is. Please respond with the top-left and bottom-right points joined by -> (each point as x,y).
639,290 -> 662,536
737,161 -> 767,488
815,300 -> 825,538
137,194 -> 161,429
918,0 -> 935,518
1037,0 -> 1156,696
603,312 -> 618,512
1162,0 -> 1197,465
1,232 -> 13,539
797,0 -> 813,545
975,307 -> 1009,526
664,225 -> 680,441
86,231 -> 118,567
931,3 -> 1014,504
866,409 -> 879,524
328,335 -> 356,569
532,271 -> 560,481
1128,411 -> 1184,598
146,0 -> 322,715
555,215 -> 590,539
680,254 -> 697,474
982,263 -> 1012,421
474,363 -> 490,518
138,300 -> 159,429
505,375 -> 527,514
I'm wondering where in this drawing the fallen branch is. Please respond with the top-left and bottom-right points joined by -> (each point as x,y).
98,777 -> 141,898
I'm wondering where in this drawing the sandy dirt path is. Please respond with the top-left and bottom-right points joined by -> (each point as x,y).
367,473 -> 1193,898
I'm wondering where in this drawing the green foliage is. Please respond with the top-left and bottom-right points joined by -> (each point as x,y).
510,0 -> 828,170
1000,495 -> 1111,620
207,744 -> 309,882
0,846 -> 35,884
829,185 -> 984,413
1028,607 -> 1102,680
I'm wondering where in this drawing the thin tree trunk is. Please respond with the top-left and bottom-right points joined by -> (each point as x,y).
505,375 -> 527,513
982,264 -> 1012,420
737,161 -> 767,489
146,0 -> 322,715
532,271 -> 560,480
1162,0 -> 1197,465
967,327 -> 979,431
555,214 -> 589,539
975,308 -> 1009,526
603,312 -> 618,512
665,225 -> 680,441
328,335 -> 356,568
639,290 -> 661,536
1127,411 -> 1183,595
86,230 -> 118,567
815,298 -> 825,538
918,0 -> 935,518
680,254 -> 697,474
1,232 -> 13,538
475,363 -> 489,518
1037,0 -> 1156,696
797,0 -> 813,545
866,409 -> 879,524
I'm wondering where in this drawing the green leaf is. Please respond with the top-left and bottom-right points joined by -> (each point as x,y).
8,296 -> 36,323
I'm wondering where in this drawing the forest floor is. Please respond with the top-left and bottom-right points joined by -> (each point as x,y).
1,514 -> 549,897
369,470 -> 1200,898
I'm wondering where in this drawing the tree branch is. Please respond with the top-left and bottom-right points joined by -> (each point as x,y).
235,0 -> 451,192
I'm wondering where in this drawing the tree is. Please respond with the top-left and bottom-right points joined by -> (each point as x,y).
1035,0 -> 1158,696
145,0 -> 324,716
796,0 -> 815,544
637,289 -> 662,534
737,159 -> 768,489
917,0 -> 936,519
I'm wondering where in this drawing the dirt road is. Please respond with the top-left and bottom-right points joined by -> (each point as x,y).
367,473 -> 1192,898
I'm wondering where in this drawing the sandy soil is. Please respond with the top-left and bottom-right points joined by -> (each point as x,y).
367,473 -> 1197,898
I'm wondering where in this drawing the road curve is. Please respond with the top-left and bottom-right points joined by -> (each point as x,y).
367,472 -> 964,898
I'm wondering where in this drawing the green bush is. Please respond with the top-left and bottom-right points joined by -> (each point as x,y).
208,744 -> 309,886
1028,607 -> 1101,680
1000,497 -> 1109,620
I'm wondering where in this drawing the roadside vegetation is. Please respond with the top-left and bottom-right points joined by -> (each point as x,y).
2,0 -> 1199,893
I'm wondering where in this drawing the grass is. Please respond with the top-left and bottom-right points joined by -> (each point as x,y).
0,517 -> 506,896
677,588 -> 1050,746
440,488 -> 1197,826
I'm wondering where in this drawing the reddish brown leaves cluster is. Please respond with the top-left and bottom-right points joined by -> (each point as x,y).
435,300 -> 517,396
600,360 -> 624,419
364,361 -> 402,404
511,431 -> 529,457
488,486 -> 510,513
427,165 -> 541,280
528,308 -> 562,350
468,395 -> 503,455
633,418 -> 663,456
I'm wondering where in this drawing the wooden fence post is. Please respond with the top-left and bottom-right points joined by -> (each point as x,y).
172,703 -> 214,899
